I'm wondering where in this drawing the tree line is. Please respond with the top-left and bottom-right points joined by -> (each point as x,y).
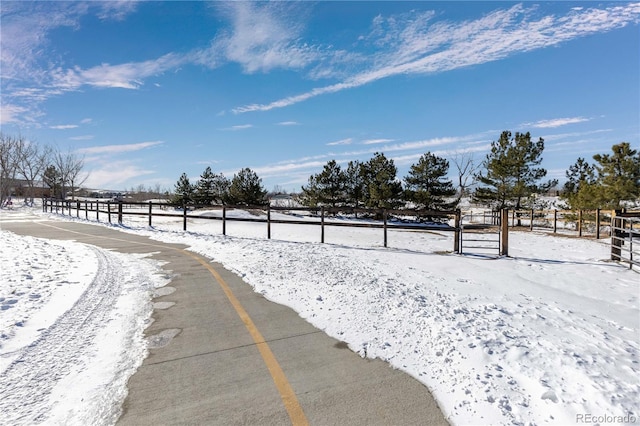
173,131 -> 639,214
0,133 -> 86,207
4,129 -> 636,212
172,167 -> 267,206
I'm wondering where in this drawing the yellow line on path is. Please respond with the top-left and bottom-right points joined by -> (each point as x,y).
35,221 -> 309,426
183,251 -> 309,426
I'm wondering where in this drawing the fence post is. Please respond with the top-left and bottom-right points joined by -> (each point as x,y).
149,202 -> 153,227
118,201 -> 123,224
454,210 -> 461,254
85,201 -> 88,219
596,208 -> 601,239
383,209 -> 388,248
553,210 -> 558,233
611,211 -> 622,261
222,206 -> 226,235
500,208 -> 509,257
267,205 -> 271,239
76,201 -> 80,218
183,203 -> 187,231
630,221 -> 634,269
530,209 -> 534,231
321,206 -> 325,243
108,202 -> 112,223
578,210 -> 583,237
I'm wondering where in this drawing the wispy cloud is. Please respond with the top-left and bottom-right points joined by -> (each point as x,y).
50,53 -> 186,90
50,124 -> 78,130
234,3 -> 640,113
221,124 -> 254,131
327,138 -> 353,146
203,2 -> 321,74
77,141 -> 163,155
528,117 -> 591,128
84,161 -> 155,188
276,121 -> 300,126
362,138 -> 394,145
69,135 -> 94,141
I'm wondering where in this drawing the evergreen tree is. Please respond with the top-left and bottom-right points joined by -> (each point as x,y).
404,152 -> 457,213
561,157 -> 599,210
173,173 -> 194,205
43,165 -> 63,199
194,166 -> 230,205
592,142 -> 640,208
361,152 -> 403,209
300,160 -> 345,208
228,168 -> 267,206
344,160 -> 365,211
299,174 -> 321,208
473,131 -> 554,209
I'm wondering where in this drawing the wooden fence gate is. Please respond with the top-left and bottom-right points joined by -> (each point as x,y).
611,212 -> 639,271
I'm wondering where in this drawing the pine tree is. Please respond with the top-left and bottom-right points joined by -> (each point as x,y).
173,173 -> 194,205
473,131 -> 554,209
361,152 -> 403,209
43,165 -> 63,199
228,168 -> 267,206
592,142 -> 640,208
561,157 -> 599,210
300,160 -> 345,208
194,166 -> 230,205
344,160 -> 365,211
404,152 -> 457,214
299,174 -> 321,208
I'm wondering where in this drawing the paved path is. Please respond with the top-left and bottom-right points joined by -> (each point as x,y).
1,215 -> 448,425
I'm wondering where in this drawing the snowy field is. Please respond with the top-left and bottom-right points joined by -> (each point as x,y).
1,202 -> 638,425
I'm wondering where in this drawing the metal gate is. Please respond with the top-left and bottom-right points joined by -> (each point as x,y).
611,213 -> 639,271
459,213 -> 502,257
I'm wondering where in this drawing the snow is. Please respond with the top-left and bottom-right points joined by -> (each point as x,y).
0,208 -> 170,426
1,202 -> 638,425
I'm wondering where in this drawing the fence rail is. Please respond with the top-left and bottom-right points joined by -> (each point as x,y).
43,198 -> 463,252
504,208 -> 615,239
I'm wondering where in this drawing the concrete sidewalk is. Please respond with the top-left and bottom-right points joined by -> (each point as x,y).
1,218 -> 449,425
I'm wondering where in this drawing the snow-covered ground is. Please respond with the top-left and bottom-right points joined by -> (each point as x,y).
1,202 -> 638,425
0,208 -> 170,425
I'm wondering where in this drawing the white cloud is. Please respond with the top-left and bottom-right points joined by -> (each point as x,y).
207,2 -> 320,74
76,141 -> 163,155
362,138 -> 394,145
69,135 -> 94,141
276,121 -> 300,126
84,161 -> 155,188
221,124 -> 254,131
96,1 -> 139,21
327,138 -> 353,146
0,104 -> 37,125
50,53 -> 186,90
249,160 -> 328,178
528,117 -> 591,128
50,124 -> 78,130
234,3 -> 640,113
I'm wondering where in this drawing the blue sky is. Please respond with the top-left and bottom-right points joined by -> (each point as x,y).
1,1 -> 639,193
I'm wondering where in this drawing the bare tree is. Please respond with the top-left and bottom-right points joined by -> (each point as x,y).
451,150 -> 480,204
0,133 -> 25,207
17,142 -> 51,205
53,149 -> 87,199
